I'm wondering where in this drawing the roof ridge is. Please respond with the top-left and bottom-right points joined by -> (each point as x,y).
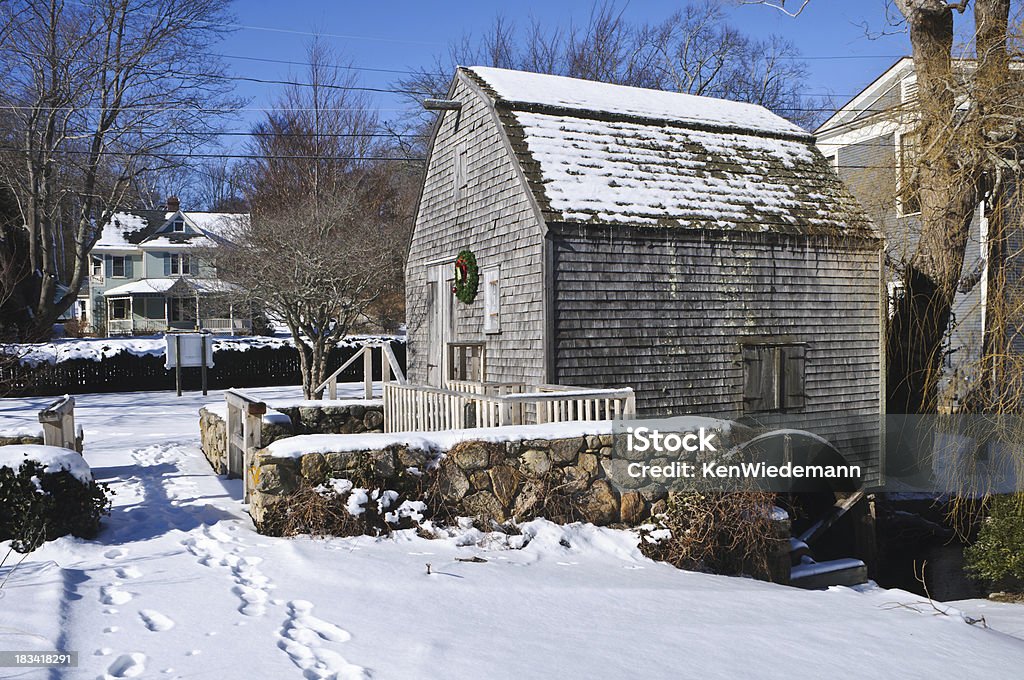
493,99 -> 814,143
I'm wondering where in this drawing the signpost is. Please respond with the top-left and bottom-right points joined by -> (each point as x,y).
165,332 -> 215,396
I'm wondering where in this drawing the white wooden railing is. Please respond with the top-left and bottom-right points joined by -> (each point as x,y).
383,381 -> 636,433
314,342 -> 407,400
38,395 -> 78,451
225,389 -> 266,502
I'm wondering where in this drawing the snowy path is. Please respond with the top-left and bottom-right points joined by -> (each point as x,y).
3,386 -> 1024,678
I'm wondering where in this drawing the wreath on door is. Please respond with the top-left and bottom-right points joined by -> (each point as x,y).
452,249 -> 479,304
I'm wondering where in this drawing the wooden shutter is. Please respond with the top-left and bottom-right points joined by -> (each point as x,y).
189,256 -> 199,276
782,345 -> 806,410
742,345 -> 765,412
105,256 -> 112,278
163,254 -> 171,275
124,256 -> 133,278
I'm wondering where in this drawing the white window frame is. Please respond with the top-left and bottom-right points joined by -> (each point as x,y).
171,217 -> 185,232
108,298 -> 129,320
482,266 -> 500,334
110,255 -> 127,278
895,129 -> 922,217
91,256 -> 103,277
169,253 -> 192,275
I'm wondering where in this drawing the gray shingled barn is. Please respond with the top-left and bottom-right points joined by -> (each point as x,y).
405,66 -> 884,477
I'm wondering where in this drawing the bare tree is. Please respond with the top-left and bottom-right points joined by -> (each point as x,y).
211,40 -> 413,398
0,0 -> 240,338
396,0 -> 822,145
750,0 -> 1024,417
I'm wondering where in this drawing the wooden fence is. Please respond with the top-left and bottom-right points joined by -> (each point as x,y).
225,389 -> 265,503
1,340 -> 406,397
384,381 -> 636,433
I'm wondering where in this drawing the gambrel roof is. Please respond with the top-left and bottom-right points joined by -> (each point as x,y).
464,66 -> 878,239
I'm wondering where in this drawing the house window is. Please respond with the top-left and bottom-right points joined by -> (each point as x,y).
91,256 -> 103,277
172,218 -> 185,232
170,254 -> 192,275
111,255 -> 127,278
887,280 -> 905,319
742,342 -> 806,413
169,297 -> 192,322
109,298 -> 128,320
898,131 -> 921,216
482,267 -> 500,333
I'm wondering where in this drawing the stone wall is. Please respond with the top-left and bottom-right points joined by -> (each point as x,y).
198,402 -> 385,475
249,433 -> 661,528
198,407 -> 294,475
273,403 -> 385,435
0,433 -> 44,446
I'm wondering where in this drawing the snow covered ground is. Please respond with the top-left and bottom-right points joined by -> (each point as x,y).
3,385 -> 1024,679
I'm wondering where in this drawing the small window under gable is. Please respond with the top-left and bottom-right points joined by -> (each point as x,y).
742,342 -> 806,413
482,266 -> 500,334
171,216 -> 186,232
454,144 -> 468,200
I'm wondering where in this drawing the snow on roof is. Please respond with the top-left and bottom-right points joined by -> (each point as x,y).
102,278 -> 238,297
103,278 -> 179,296
463,67 -> 877,238
94,210 -> 247,252
0,444 -> 93,483
183,212 -> 248,240
93,212 -> 154,251
468,66 -> 805,137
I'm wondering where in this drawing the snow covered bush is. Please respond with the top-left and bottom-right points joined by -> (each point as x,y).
966,494 -> 1024,587
0,456 -> 112,553
639,490 -> 778,579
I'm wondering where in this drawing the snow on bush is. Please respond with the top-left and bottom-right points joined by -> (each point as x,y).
0,445 -> 112,553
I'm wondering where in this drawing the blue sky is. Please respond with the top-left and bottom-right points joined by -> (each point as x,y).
211,1 -> 918,149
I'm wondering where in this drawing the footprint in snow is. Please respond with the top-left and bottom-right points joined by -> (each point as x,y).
277,600 -> 365,680
105,652 -> 147,678
115,566 -> 143,579
100,584 -> 133,606
139,609 -> 175,632
104,548 -> 127,560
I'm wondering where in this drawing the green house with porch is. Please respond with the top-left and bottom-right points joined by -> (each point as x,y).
86,199 -> 250,336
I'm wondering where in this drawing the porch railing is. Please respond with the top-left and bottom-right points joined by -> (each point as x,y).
383,380 -> 636,433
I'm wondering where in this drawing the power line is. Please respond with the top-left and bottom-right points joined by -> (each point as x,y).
0,145 -> 424,162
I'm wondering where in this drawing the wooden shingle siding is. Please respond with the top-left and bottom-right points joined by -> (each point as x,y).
405,74 -> 546,386
550,224 -> 882,480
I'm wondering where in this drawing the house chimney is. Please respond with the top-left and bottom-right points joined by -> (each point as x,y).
166,196 -> 180,212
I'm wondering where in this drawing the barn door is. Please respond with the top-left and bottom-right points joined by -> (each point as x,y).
427,263 -> 455,386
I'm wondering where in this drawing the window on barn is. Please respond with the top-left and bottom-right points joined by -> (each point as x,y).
109,298 -> 129,320
482,267 -> 500,333
898,131 -> 921,216
742,343 -> 806,413
454,144 -> 468,200
111,255 -> 127,278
